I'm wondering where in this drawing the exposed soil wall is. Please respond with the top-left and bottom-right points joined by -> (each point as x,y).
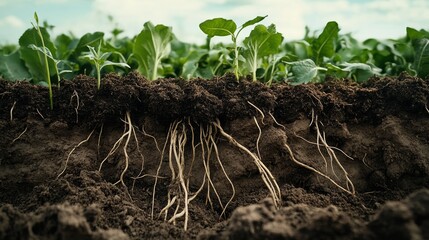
0,73 -> 428,239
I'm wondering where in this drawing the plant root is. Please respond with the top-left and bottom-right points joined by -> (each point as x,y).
57,128 -> 95,179
70,90 -> 80,123
10,101 -> 16,122
36,108 -> 45,120
98,111 -> 135,199
11,126 -> 28,144
213,119 -> 282,209
269,110 -> 355,195
153,118 -> 237,231
130,123 -> 161,195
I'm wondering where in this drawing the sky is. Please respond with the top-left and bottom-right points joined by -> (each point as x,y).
0,0 -> 428,45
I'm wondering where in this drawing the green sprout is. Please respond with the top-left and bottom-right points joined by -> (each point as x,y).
199,16 -> 267,80
82,43 -> 130,89
28,44 -> 72,89
31,12 -> 53,109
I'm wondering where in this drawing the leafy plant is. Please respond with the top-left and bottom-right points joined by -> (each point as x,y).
0,51 -> 31,81
407,28 -> 429,78
82,43 -> 130,89
30,12 -> 54,109
242,24 -> 283,81
28,44 -> 72,88
133,22 -> 173,80
311,21 -> 340,65
199,16 -> 267,80
286,59 -> 327,84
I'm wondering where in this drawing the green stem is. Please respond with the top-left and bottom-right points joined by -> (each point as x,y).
233,42 -> 239,81
152,59 -> 159,81
252,51 -> 258,82
96,62 -> 101,90
37,29 -> 53,109
54,63 -> 60,89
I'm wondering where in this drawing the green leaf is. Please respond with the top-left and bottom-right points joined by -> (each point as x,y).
413,38 -> 429,78
72,32 -> 104,57
133,21 -> 173,80
100,60 -> 130,70
241,15 -> 267,29
28,44 -> 58,63
0,51 -> 31,81
34,12 -> 39,25
287,59 -> 326,84
312,21 -> 340,65
242,24 -> 283,81
199,18 -> 237,37
340,62 -> 381,82
55,33 -> 75,60
407,27 -> 429,41
18,27 -> 57,83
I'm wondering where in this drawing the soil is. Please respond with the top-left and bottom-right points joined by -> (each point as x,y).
0,72 -> 428,240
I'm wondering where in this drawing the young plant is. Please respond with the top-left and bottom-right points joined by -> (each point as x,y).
242,24 -> 283,81
286,59 -> 327,84
28,44 -> 72,88
199,16 -> 267,80
311,21 -> 340,65
133,22 -> 173,80
31,12 -> 53,109
82,43 -> 130,89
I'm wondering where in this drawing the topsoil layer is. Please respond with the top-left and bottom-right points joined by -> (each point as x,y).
0,72 -> 429,240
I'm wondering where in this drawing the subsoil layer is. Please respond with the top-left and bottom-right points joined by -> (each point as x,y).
0,73 -> 429,239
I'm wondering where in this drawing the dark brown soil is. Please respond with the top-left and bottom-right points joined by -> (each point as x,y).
0,72 -> 428,240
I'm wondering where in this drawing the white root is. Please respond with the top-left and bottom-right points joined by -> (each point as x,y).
97,123 -> 104,159
11,126 -> 28,144
131,123 -> 161,194
213,119 -> 282,209
70,90 -> 80,123
151,122 -> 172,219
57,128 -> 95,178
155,119 -> 238,230
269,110 -> 355,195
10,101 -> 16,122
36,108 -> 45,120
283,143 -> 354,195
97,112 -> 139,200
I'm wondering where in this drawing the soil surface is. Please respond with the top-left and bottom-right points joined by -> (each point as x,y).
0,72 -> 429,240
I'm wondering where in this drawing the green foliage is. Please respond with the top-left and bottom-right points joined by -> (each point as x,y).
199,16 -> 267,79
287,59 -> 326,84
28,44 -> 72,88
1,15 -> 429,88
81,43 -> 130,89
26,12 -> 54,109
133,22 -> 173,80
312,21 -> 340,65
0,51 -> 31,81
242,24 -> 283,81
19,23 -> 56,84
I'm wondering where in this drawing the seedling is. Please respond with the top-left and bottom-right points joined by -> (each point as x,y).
31,12 -> 53,109
242,24 -> 283,81
82,43 -> 130,89
133,21 -> 173,80
28,44 -> 72,88
199,16 -> 267,80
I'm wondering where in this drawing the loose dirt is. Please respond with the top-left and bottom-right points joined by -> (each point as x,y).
0,72 -> 428,239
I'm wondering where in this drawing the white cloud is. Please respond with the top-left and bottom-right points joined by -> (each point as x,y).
77,0 -> 307,43
34,0 -> 69,4
31,0 -> 429,44
0,15 -> 25,28
298,0 -> 429,39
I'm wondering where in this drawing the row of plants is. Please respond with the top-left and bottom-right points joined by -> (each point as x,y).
1,13 -> 428,89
